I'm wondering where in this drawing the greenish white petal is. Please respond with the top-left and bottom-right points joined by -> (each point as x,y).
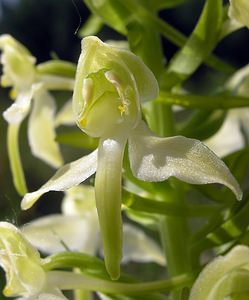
226,63 -> 249,96
228,0 -> 249,28
3,83 -> 41,124
22,214 -> 99,255
128,121 -> 242,200
0,34 -> 36,91
34,292 -> 68,300
55,99 -> 75,127
0,222 -> 46,298
21,149 -> 98,210
28,88 -> 63,167
189,245 -> 249,300
61,185 -> 96,216
205,110 -> 245,157
122,224 -> 165,266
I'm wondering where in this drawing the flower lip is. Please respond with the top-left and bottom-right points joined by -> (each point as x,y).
75,67 -> 138,138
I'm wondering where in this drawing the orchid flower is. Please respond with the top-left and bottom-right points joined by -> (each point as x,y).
0,221 -> 68,300
228,0 -> 249,29
21,185 -> 166,266
205,64 -> 249,157
189,245 -> 249,300
0,35 -> 74,195
21,36 -> 242,279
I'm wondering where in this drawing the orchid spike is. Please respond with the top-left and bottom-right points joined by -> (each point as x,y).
22,36 -> 242,280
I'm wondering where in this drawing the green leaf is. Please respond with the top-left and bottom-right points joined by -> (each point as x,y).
160,0 -> 223,89
122,190 -> 219,218
191,192 -> 249,252
116,0 -> 235,74
157,92 -> 249,109
44,252 -> 173,299
56,130 -> 98,150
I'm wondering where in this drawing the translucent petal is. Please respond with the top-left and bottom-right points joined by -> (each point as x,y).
189,245 -> 249,300
22,214 -> 99,255
226,63 -> 249,96
28,89 -> 63,168
122,224 -> 165,266
21,150 -> 98,210
3,85 -> 40,124
55,99 -> 75,127
37,293 -> 68,300
0,34 -> 36,91
128,121 -> 242,200
117,45 -> 159,102
229,0 -> 249,28
205,110 -> 244,157
61,185 -> 96,216
0,222 -> 46,298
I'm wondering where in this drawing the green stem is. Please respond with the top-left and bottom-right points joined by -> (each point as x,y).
7,123 -> 27,195
123,190 -> 220,217
74,268 -> 93,300
117,0 -> 235,74
74,290 -> 93,300
146,103 -> 193,300
148,100 -> 193,300
48,270 -> 194,295
158,92 -> 249,109
158,184 -> 192,300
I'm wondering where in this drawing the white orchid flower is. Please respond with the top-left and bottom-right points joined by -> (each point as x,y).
205,64 -> 249,157
0,35 -> 74,195
0,222 -> 68,300
21,36 -> 242,279
228,0 -> 249,29
189,245 -> 249,299
22,185 -> 165,267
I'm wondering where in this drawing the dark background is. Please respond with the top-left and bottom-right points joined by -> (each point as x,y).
0,0 -> 248,298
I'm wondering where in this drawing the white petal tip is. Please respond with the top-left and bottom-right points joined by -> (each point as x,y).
21,192 -> 42,210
